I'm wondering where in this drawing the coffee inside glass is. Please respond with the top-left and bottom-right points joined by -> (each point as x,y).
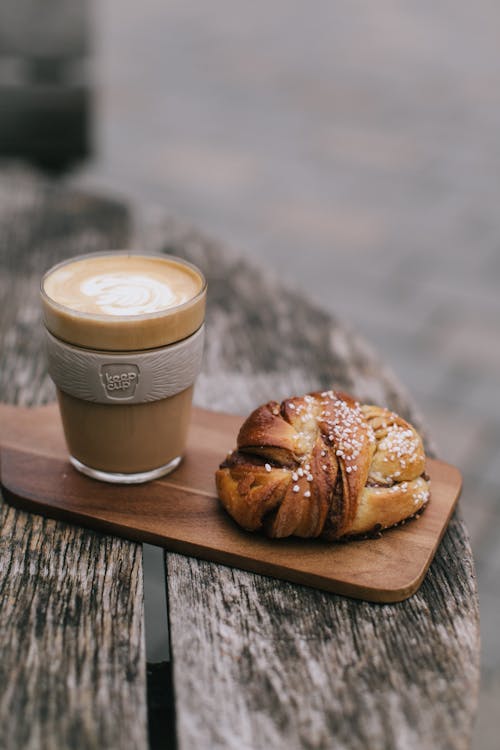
41,251 -> 206,484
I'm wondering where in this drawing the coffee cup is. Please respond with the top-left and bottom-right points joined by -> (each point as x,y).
41,251 -> 206,484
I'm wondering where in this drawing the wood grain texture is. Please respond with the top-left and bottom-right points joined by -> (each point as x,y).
0,403 -> 462,603
0,169 -> 148,750
0,507 -> 145,750
142,217 -> 480,750
0,169 -> 480,750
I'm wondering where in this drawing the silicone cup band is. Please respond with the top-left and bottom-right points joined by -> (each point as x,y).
45,325 -> 205,404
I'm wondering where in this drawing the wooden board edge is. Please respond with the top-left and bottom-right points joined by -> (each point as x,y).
0,424 -> 465,604
0,467 -> 463,604
0,479 -> 393,601
367,460 -> 463,603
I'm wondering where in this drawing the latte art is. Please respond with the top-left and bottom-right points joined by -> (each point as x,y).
80,273 -> 177,316
42,253 -> 204,323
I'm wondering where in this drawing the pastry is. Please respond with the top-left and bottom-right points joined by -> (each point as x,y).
215,390 -> 430,540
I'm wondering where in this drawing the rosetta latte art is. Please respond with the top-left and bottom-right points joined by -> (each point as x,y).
80,273 -> 179,315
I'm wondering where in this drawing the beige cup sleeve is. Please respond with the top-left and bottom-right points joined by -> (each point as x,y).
45,325 -> 205,404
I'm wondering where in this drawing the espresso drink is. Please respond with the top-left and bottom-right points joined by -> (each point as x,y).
41,252 -> 206,483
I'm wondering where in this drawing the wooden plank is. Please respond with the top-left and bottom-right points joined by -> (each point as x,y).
0,403 -> 462,603
0,505 -> 145,749
0,170 -> 147,750
152,229 -> 480,750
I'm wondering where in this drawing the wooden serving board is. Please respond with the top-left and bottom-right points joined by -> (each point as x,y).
0,402 -> 462,603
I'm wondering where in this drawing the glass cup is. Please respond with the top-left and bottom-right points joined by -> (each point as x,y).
41,251 -> 206,484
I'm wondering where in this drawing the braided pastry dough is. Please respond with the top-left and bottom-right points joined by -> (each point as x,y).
216,390 -> 430,540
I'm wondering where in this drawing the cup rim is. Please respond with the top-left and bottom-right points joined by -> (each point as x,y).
40,250 -> 207,323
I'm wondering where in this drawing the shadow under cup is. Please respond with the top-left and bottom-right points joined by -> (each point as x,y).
41,253 -> 206,484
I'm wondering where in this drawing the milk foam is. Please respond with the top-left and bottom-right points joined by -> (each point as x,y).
80,273 -> 177,316
43,254 -> 203,319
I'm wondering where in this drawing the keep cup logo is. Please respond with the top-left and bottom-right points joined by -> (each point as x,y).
100,363 -> 140,400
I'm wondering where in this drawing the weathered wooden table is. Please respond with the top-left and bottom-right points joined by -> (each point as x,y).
0,169 -> 479,750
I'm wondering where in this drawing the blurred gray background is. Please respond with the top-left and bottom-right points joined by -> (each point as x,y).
2,1 -> 499,747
